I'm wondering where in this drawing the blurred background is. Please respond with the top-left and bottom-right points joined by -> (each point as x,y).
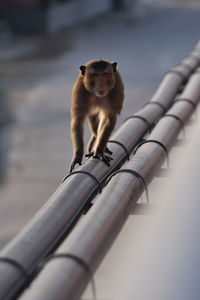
0,0 -> 200,251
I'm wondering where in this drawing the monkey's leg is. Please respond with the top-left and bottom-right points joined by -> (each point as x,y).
87,114 -> 113,155
93,115 -> 116,166
86,115 -> 99,155
85,136 -> 96,158
70,117 -> 84,172
86,137 -> 113,156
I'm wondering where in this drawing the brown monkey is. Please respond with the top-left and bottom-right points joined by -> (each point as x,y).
70,59 -> 124,172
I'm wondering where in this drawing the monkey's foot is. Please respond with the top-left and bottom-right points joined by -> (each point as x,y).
85,152 -> 94,159
93,153 -> 113,166
86,148 -> 113,157
85,151 -> 113,166
105,147 -> 113,155
69,157 -> 82,173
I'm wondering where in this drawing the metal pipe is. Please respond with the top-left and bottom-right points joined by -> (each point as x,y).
20,70 -> 200,300
0,46 -> 199,299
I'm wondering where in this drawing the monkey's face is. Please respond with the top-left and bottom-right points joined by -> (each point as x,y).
80,61 -> 117,98
88,69 -> 116,98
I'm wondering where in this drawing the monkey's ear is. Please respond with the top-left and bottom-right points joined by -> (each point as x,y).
112,62 -> 117,72
80,65 -> 86,76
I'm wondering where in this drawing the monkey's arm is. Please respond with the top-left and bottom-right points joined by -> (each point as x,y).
70,116 -> 84,172
92,114 -> 116,166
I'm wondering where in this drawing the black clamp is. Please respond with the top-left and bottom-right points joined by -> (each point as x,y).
62,171 -> 102,193
165,70 -> 186,81
164,114 -> 185,138
174,98 -> 197,119
108,140 -> 129,161
124,115 -> 151,133
174,98 -> 196,109
188,54 -> 200,63
38,253 -> 96,300
107,169 -> 149,203
0,257 -> 30,286
144,101 -> 167,113
180,62 -> 193,72
133,139 -> 169,168
194,69 -> 200,75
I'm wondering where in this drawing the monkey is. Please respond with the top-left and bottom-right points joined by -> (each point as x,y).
69,59 -> 124,173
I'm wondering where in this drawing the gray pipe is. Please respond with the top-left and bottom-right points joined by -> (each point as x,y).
20,70 -> 200,300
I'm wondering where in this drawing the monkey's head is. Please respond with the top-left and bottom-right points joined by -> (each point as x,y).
80,59 -> 117,98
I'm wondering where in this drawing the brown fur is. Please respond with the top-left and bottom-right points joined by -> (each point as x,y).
70,59 -> 124,172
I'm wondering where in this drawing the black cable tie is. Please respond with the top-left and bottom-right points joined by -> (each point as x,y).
38,253 -> 96,300
180,62 -> 193,71
144,101 -> 167,113
61,171 -> 102,193
165,70 -> 186,80
108,140 -> 129,160
133,139 -> 169,168
174,98 -> 197,119
194,70 -> 200,75
107,169 -> 149,203
124,115 -> 151,132
174,98 -> 196,109
164,114 -> 185,138
0,257 -> 30,286
189,54 -> 200,63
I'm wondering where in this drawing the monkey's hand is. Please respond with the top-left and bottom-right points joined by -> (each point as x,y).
93,152 -> 113,166
70,155 -> 82,173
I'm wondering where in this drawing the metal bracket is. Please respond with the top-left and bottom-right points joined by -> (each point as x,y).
144,101 -> 167,113
62,171 -> 102,193
107,169 -> 149,203
164,114 -> 185,138
133,139 -> 169,168
0,257 -> 30,286
124,115 -> 151,132
38,253 -> 96,300
108,140 -> 129,160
